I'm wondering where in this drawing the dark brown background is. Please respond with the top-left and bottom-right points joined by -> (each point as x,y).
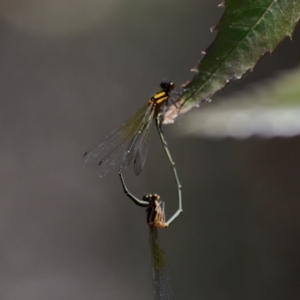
0,1 -> 300,299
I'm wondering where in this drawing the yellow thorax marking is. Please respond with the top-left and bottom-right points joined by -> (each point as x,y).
153,91 -> 168,104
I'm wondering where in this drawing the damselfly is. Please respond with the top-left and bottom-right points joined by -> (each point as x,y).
120,183 -> 173,299
83,81 -> 177,177
83,81 -> 182,222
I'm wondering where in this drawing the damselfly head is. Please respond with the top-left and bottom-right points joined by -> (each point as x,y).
143,193 -> 160,202
145,195 -> 167,228
160,81 -> 175,93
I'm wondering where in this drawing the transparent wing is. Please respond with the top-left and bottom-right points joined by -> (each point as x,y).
96,141 -> 128,177
82,104 -> 150,177
133,113 -> 153,176
150,227 -> 174,300
118,105 -> 154,173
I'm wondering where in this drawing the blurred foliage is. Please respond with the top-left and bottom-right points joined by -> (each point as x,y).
181,67 -> 300,138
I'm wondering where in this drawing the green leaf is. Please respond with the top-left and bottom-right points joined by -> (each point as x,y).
179,67 -> 300,138
164,0 -> 300,124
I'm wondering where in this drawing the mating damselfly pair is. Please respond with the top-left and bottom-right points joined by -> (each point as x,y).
83,81 -> 179,299
82,81 -> 182,226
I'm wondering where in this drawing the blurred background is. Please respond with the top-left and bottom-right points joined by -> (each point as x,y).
1,0 -> 300,299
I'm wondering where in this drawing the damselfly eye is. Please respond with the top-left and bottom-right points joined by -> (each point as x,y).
152,194 -> 160,200
160,81 -> 175,93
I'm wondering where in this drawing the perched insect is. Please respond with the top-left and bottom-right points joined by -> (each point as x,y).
121,183 -> 174,299
82,81 -> 176,177
83,81 -> 182,223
